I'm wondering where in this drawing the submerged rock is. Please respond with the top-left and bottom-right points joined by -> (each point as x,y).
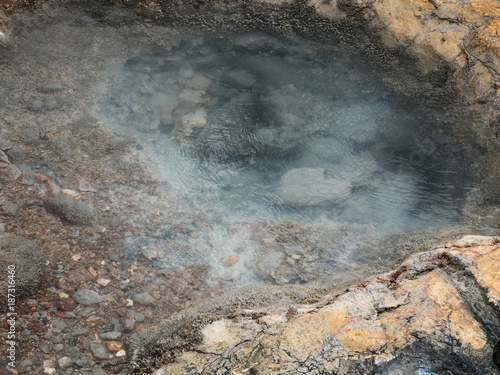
277,167 -> 351,206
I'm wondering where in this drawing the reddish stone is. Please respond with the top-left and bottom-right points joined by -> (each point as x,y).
106,341 -> 123,352
117,308 -> 128,317
58,298 -> 77,311
223,255 -> 239,266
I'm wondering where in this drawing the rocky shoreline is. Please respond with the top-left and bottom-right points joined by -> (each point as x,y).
135,235 -> 500,374
0,0 -> 499,374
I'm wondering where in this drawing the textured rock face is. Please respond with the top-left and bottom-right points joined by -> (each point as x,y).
301,0 -> 500,108
0,236 -> 46,310
138,236 -> 500,374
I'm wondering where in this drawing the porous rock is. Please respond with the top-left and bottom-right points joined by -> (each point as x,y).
134,236 -> 500,374
0,236 -> 46,310
47,194 -> 98,225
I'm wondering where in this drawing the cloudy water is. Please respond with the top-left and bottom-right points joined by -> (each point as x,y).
99,31 -> 474,235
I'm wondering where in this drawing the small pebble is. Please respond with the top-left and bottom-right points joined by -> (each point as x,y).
58,356 -> 73,369
133,292 -> 156,305
43,368 -> 56,375
20,359 -> 33,367
115,350 -> 126,357
73,289 -> 111,305
223,255 -> 239,266
123,318 -> 135,332
128,311 -> 145,322
97,278 -> 111,286
71,326 -> 89,336
58,297 -> 77,311
50,319 -> 67,333
99,331 -> 122,340
40,342 -> 51,353
90,343 -> 109,359
106,341 -> 123,352
82,339 -> 91,350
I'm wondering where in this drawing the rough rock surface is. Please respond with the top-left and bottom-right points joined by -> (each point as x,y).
0,236 -> 46,310
134,236 -> 500,374
46,194 -> 98,225
301,0 -> 500,112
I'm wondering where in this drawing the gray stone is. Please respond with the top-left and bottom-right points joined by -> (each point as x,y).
75,358 -> 92,368
99,331 -> 122,340
40,342 -> 51,353
6,146 -> 26,163
78,307 -> 94,317
133,292 -> 156,305
91,365 -> 108,375
54,343 -> 64,352
20,359 -> 33,367
58,356 -> 73,369
50,319 -> 67,333
0,137 -> 13,151
82,339 -> 90,350
47,194 -> 98,225
90,343 -> 109,359
123,318 -> 135,331
0,165 -> 20,182
78,180 -> 97,193
0,236 -> 46,311
66,346 -> 81,361
128,310 -> 145,322
277,168 -> 351,207
71,326 -> 89,336
73,289 -> 111,305
30,99 -> 44,112
2,200 -> 19,216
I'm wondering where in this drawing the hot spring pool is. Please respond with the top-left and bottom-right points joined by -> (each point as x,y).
99,31 -> 476,234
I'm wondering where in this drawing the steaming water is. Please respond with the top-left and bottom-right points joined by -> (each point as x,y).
99,32 -> 473,235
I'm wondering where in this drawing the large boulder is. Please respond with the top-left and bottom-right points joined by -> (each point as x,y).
0,236 -> 46,310
134,236 -> 500,374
